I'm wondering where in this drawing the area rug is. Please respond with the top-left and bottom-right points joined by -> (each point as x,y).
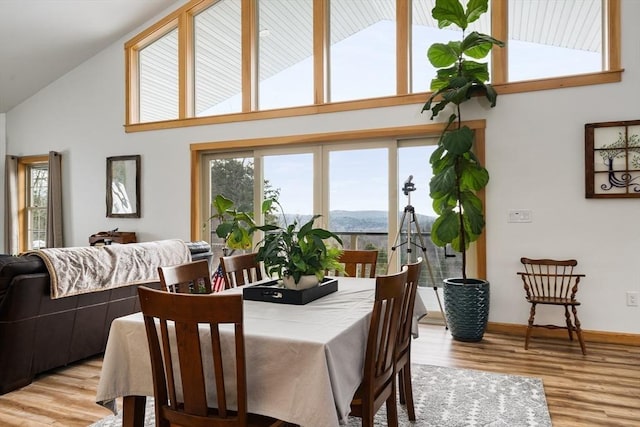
90,364 -> 551,427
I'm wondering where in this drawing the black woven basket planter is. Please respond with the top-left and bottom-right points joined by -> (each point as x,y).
443,278 -> 490,342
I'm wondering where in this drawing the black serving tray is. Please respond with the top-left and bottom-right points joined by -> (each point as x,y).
242,277 -> 338,305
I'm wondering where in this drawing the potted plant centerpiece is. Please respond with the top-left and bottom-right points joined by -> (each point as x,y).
254,201 -> 344,290
422,0 -> 504,341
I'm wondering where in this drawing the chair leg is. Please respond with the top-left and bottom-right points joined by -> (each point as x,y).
359,395 -> 376,427
564,305 -> 574,341
572,306 -> 587,355
361,409 -> 373,427
401,363 -> 416,421
386,381 -> 399,427
525,303 -> 536,350
398,368 -> 406,404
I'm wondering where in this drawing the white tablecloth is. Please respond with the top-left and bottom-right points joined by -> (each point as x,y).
96,277 -> 427,427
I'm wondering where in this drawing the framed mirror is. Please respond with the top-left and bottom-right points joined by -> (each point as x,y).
106,155 -> 140,218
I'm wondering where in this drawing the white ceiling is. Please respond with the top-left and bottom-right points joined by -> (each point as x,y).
0,0 -> 180,113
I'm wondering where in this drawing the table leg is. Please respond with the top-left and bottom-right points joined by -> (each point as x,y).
122,395 -> 147,427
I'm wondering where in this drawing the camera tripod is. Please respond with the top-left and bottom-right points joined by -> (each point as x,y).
388,176 -> 448,329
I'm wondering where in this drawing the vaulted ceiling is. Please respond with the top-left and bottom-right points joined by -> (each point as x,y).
0,0 -> 181,113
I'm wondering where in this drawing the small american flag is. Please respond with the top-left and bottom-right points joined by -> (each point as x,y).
212,264 -> 226,292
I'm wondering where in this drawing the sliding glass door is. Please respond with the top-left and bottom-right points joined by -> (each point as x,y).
260,149 -> 315,226
200,137 -> 462,285
326,145 -> 389,274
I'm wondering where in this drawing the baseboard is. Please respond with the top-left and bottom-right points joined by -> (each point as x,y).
486,322 -> 640,346
419,313 -> 640,346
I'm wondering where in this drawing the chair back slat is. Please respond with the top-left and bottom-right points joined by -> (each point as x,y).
220,253 -> 263,289
158,260 -> 212,294
209,327 -> 226,417
519,257 -> 583,301
138,286 -> 248,426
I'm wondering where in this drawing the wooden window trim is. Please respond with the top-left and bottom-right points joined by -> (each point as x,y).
124,0 -> 622,132
189,119 -> 487,278
125,17 -> 179,124
17,155 -> 48,252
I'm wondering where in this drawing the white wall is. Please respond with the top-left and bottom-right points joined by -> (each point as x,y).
0,112 -> 5,248
5,1 -> 640,334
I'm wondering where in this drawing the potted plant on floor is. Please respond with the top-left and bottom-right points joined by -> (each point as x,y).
254,201 -> 344,290
422,0 -> 504,341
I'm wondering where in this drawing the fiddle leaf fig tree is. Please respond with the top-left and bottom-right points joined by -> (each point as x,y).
422,0 -> 504,281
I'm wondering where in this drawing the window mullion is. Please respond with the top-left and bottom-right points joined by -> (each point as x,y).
179,13 -> 194,118
313,0 -> 328,104
242,0 -> 258,112
397,0 -> 410,95
491,0 -> 508,84
606,0 -> 620,70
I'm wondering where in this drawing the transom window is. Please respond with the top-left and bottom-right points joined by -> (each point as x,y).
126,0 -> 620,131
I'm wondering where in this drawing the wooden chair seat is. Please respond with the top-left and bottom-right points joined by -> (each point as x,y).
517,257 -> 587,355
527,295 -> 581,306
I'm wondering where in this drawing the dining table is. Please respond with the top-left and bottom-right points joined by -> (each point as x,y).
95,276 -> 427,427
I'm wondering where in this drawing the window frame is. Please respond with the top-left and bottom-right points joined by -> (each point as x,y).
125,0 -> 621,132
191,120 -> 487,279
17,156 -> 48,252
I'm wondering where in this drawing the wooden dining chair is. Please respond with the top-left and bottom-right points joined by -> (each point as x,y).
137,286 -> 283,427
395,258 -> 421,421
158,259 -> 212,294
220,252 -> 264,289
327,249 -> 378,278
350,268 -> 408,427
517,257 -> 587,355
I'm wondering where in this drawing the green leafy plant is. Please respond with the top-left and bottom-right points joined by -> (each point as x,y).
254,201 -> 344,285
209,194 -> 271,250
422,0 -> 504,281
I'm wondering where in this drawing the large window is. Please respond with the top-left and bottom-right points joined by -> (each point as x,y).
138,27 -> 179,122
126,0 -> 621,131
508,0 -> 603,81
329,0 -> 396,102
258,0 -> 314,109
18,158 -> 48,251
198,135 -> 467,285
194,0 -> 242,116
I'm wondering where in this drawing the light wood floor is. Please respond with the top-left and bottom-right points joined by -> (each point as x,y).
0,324 -> 638,426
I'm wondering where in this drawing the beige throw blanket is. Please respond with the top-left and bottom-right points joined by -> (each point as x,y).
26,239 -> 191,299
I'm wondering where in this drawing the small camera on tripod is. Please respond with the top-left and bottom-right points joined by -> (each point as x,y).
402,175 -> 416,196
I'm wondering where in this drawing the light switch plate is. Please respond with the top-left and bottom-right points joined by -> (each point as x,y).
508,209 -> 532,223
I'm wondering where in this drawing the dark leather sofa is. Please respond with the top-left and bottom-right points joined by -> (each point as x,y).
0,254 -> 161,395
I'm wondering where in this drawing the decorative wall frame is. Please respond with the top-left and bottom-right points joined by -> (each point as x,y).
585,120 -> 640,198
106,155 -> 141,218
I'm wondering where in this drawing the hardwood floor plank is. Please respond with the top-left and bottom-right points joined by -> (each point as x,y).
0,324 -> 638,426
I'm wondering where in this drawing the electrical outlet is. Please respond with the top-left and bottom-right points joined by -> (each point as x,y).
627,291 -> 639,307
508,209 -> 532,223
